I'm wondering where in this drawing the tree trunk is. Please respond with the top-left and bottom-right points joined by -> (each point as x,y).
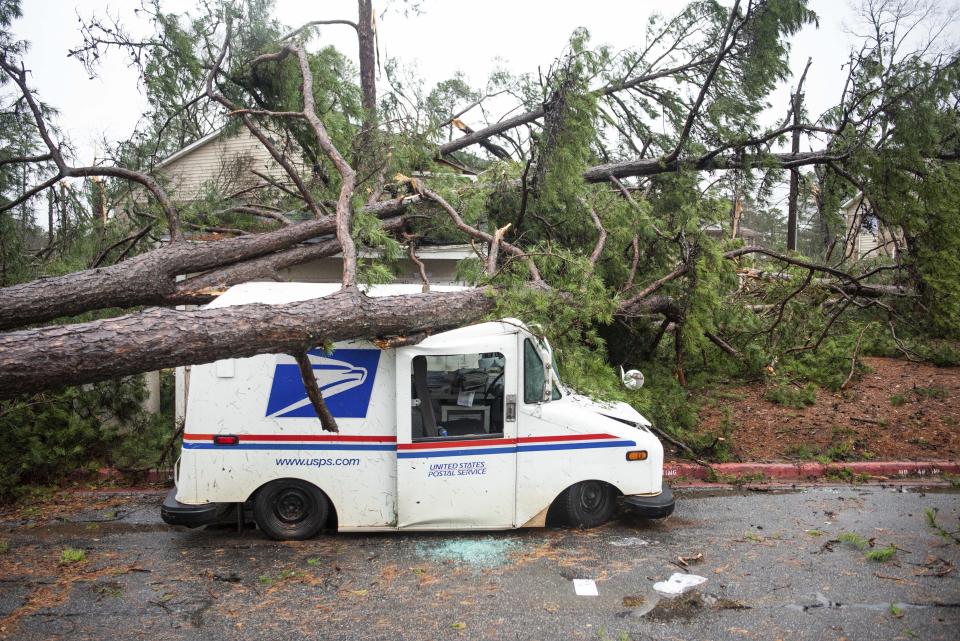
0,287 -> 493,399
0,198 -> 415,331
787,89 -> 802,251
357,0 -> 376,120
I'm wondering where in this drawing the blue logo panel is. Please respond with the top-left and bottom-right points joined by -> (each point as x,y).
265,348 -> 381,418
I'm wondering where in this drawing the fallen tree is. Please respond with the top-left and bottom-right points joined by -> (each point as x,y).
1,0 -> 958,418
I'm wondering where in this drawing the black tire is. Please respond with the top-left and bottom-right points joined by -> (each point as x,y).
552,481 -> 617,528
253,479 -> 329,540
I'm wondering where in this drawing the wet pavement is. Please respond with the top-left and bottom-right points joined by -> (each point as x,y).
0,484 -> 958,640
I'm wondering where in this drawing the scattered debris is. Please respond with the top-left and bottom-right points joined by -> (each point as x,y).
913,555 -> 954,577
702,593 -> 750,610
653,573 -> 707,596
210,572 -> 241,583
677,552 -> 704,567
414,537 -> 520,568
622,595 -> 645,607
608,537 -> 656,547
641,592 -> 703,622
573,579 -> 598,596
924,507 -> 960,544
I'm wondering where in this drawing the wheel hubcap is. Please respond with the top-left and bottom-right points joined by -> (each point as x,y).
274,488 -> 310,523
579,482 -> 604,512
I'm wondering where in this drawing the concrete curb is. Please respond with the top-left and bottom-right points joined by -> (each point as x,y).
664,460 -> 960,482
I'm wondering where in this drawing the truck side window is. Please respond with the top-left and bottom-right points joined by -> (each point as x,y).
523,339 -> 545,404
411,353 -> 505,441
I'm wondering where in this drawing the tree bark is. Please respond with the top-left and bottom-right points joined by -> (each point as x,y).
166,216 -> 406,305
787,88 -> 802,251
357,0 -> 376,119
295,351 -> 340,433
581,150 -> 846,183
0,288 -> 494,400
0,198 -> 415,331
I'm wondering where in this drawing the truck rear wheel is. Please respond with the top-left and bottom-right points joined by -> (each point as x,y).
253,479 -> 329,540
552,481 -> 616,528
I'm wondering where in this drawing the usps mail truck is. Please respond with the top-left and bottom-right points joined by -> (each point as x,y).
161,282 -> 674,539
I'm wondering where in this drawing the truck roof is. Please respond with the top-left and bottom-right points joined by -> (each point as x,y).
209,282 -> 528,345
206,282 -> 470,308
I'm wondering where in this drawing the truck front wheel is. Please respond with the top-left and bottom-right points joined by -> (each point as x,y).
253,479 -> 329,540
551,481 -> 617,528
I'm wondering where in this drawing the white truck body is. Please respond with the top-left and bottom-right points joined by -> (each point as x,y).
171,282 -> 667,531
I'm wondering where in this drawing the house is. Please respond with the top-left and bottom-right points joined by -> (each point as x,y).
840,193 -> 899,260
152,126 -> 306,202
149,128 -> 481,425
701,222 -> 761,243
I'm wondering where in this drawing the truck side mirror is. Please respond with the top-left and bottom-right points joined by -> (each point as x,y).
620,366 -> 645,390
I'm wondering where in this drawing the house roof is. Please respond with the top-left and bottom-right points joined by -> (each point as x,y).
154,128 -> 227,170
701,222 -> 759,237
840,192 -> 864,210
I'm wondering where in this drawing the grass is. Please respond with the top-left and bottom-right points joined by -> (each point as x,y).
913,386 -> 947,399
707,470 -> 767,486
715,390 -> 747,401
60,548 -> 86,564
259,568 -> 302,586
839,532 -> 897,562
890,393 -> 907,406
825,440 -> 853,462
924,507 -> 960,544
824,466 -> 870,483
889,604 -> 904,618
765,383 -> 817,408
865,545 -> 897,562
838,532 -> 870,551
95,583 -> 123,598
0,540 -> 9,554
785,444 -> 817,460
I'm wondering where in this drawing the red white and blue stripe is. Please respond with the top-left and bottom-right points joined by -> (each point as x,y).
183,432 -> 635,457
182,433 -> 396,452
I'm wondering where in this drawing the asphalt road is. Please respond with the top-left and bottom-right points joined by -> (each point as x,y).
1,484 -> 958,640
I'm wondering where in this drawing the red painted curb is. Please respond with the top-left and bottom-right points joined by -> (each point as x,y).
664,460 -> 960,482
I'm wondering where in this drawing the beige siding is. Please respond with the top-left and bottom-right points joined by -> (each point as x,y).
157,128 -> 306,202
844,196 -> 898,260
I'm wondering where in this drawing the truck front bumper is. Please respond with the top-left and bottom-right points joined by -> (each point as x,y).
621,482 -> 675,518
161,488 -> 230,528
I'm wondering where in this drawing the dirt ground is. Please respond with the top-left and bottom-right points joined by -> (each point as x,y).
697,357 -> 960,463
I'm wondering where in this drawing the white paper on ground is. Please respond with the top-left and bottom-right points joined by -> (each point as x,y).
652,573 -> 707,596
573,579 -> 599,596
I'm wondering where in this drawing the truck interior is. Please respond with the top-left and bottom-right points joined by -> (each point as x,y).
411,352 -> 505,440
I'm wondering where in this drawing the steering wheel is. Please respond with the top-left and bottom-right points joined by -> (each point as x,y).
484,371 -> 504,398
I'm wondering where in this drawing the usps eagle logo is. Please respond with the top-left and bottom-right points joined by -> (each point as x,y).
265,348 -> 381,419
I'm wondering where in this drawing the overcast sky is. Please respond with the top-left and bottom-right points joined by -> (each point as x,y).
11,0 -> 857,162
10,0 -> 957,169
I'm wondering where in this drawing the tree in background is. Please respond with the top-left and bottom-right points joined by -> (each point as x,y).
0,0 -> 958,479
